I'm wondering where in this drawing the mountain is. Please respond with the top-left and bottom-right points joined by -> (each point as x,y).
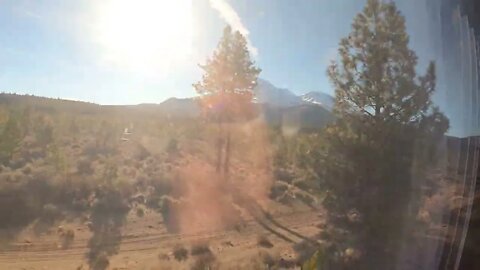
0,79 -> 335,129
150,79 -> 336,129
301,91 -> 335,110
254,79 -> 334,111
253,79 -> 303,107
158,97 -> 200,118
260,103 -> 335,132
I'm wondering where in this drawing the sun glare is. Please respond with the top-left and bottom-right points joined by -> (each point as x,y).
94,0 -> 193,75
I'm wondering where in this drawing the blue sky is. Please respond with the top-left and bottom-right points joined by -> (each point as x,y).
0,0 -> 437,105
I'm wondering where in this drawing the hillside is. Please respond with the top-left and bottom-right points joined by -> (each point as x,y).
0,91 -> 334,130
0,92 -> 328,269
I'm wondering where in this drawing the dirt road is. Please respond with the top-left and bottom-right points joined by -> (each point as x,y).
0,206 -> 323,270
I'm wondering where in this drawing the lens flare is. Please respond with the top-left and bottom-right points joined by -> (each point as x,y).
93,0 -> 193,75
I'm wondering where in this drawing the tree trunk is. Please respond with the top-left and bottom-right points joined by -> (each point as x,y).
224,130 -> 231,178
216,118 -> 224,173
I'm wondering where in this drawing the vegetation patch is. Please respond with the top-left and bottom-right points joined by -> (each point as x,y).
191,243 -> 212,256
257,235 -> 274,248
173,245 -> 189,262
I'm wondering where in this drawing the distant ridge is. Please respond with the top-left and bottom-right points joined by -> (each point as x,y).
1,79 -> 335,129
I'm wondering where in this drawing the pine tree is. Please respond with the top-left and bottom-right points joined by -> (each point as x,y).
194,26 -> 261,176
0,112 -> 23,165
322,0 -> 449,268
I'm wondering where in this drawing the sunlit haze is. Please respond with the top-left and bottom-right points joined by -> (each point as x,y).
93,0 -> 193,75
1,0 -> 480,269
0,0 -> 451,105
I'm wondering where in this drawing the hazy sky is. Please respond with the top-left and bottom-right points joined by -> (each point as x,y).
0,0 -> 436,105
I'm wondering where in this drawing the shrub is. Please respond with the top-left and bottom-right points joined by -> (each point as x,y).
293,180 -> 313,191
77,158 -> 93,175
278,194 -> 294,205
136,207 -> 145,218
158,253 -> 170,261
274,169 -> 295,183
278,258 -> 297,269
173,245 -> 188,261
133,143 -> 150,161
257,235 -> 273,248
191,243 -> 211,256
82,143 -> 100,158
259,251 -> 277,268
191,253 -> 216,270
151,177 -> 172,196
145,194 -> 161,210
317,230 -> 330,240
90,252 -> 109,270
42,203 -> 62,223
160,196 -> 180,232
166,138 -> 179,154
60,228 -> 75,249
295,192 -> 315,206
21,164 -> 32,175
0,113 -> 23,165
87,186 -> 130,270
269,182 -> 288,199
293,240 -> 317,264
34,123 -> 53,146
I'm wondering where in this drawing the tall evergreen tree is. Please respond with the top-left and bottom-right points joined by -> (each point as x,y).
322,0 -> 449,268
194,26 -> 261,176
0,112 -> 24,165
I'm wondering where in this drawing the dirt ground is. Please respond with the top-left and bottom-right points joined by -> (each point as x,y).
0,202 -> 323,270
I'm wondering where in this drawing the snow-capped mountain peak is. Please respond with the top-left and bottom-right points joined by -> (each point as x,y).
254,79 -> 334,110
300,91 -> 335,110
253,79 -> 303,107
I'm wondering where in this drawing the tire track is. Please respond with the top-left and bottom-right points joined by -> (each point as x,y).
0,209 -> 321,263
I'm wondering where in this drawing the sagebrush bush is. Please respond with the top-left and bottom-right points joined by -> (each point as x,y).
259,250 -> 278,268
293,180 -> 314,191
166,138 -> 179,154
90,252 -> 109,270
274,169 -> 295,183
21,164 -> 32,175
191,243 -> 211,256
173,245 -> 188,261
295,192 -> 315,206
191,253 -> 217,270
87,185 -> 130,270
269,182 -> 288,200
136,207 -> 145,217
41,203 -> 62,223
76,158 -> 93,175
60,228 -> 75,249
293,240 -> 317,264
159,196 -> 180,232
257,235 -> 273,248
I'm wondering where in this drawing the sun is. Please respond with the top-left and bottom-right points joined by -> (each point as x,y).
93,0 -> 193,75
